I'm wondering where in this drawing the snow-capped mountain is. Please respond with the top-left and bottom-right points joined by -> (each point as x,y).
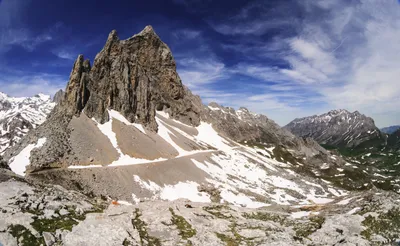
0,92 -> 55,154
4,26 -> 349,207
284,109 -> 385,149
2,26 -> 400,246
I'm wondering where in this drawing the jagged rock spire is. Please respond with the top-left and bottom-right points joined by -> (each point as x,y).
79,25 -> 202,130
63,55 -> 91,116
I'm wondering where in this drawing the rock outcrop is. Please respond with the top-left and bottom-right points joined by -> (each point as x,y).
0,156 -> 8,170
52,89 -> 65,104
203,102 -> 341,168
63,26 -> 203,131
1,170 -> 400,245
284,109 -> 386,149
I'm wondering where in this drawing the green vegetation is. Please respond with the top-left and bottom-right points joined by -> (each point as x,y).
243,212 -> 287,225
361,207 -> 400,243
293,216 -> 325,241
132,208 -> 161,246
30,205 -> 96,233
203,205 -> 234,220
215,222 -> 257,246
168,208 -> 197,240
8,224 -> 45,246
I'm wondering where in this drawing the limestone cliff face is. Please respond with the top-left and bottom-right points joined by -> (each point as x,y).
52,89 -> 65,104
3,26 -> 203,172
63,26 -> 202,131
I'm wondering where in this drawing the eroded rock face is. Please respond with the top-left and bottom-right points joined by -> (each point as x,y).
52,89 -> 65,104
74,26 -> 202,131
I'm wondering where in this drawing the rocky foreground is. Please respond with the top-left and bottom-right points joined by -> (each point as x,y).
1,169 -> 400,246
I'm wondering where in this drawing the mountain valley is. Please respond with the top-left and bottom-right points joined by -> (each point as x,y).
0,26 -> 399,245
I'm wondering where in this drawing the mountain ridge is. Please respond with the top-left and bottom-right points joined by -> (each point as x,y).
381,125 -> 400,134
284,109 -> 385,149
2,26 -> 354,211
4,26 -> 342,175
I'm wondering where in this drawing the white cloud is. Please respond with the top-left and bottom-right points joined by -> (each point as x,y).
176,57 -> 227,88
52,49 -> 76,60
285,0 -> 400,126
0,74 -> 66,97
200,0 -> 400,126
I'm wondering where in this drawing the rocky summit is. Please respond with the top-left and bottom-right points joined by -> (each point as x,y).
284,109 -> 386,149
1,26 -> 400,245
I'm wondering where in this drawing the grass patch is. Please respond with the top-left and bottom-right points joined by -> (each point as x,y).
8,224 -> 45,245
215,222 -> 257,246
203,205 -> 233,220
243,212 -> 286,225
30,205 -> 102,234
132,208 -> 161,246
168,208 -> 196,240
293,216 -> 325,241
361,207 -> 400,243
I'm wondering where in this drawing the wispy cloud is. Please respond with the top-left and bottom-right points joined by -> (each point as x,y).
177,57 -> 227,88
0,73 -> 66,97
51,48 -> 77,60
0,0 -> 53,53
173,29 -> 201,40
197,0 -> 400,126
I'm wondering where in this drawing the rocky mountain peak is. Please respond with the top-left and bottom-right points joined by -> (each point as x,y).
2,26 -> 204,171
138,25 -> 156,36
284,109 -> 384,148
52,89 -> 65,104
0,92 -> 7,98
77,26 -> 202,130
62,54 -> 91,116
327,109 -> 350,116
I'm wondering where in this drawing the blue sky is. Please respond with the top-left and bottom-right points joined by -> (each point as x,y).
0,0 -> 399,127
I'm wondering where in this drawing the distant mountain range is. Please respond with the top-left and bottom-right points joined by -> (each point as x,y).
0,92 -> 55,154
284,109 -> 385,150
381,125 -> 400,134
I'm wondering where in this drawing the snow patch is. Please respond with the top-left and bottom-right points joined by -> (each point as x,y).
160,182 -> 211,203
9,138 -> 47,176
347,207 -> 361,215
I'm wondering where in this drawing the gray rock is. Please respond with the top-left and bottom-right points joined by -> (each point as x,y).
0,156 -> 9,170
52,89 -> 65,104
43,232 -> 55,246
58,208 -> 69,216
284,109 -> 386,148
202,102 -> 345,168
